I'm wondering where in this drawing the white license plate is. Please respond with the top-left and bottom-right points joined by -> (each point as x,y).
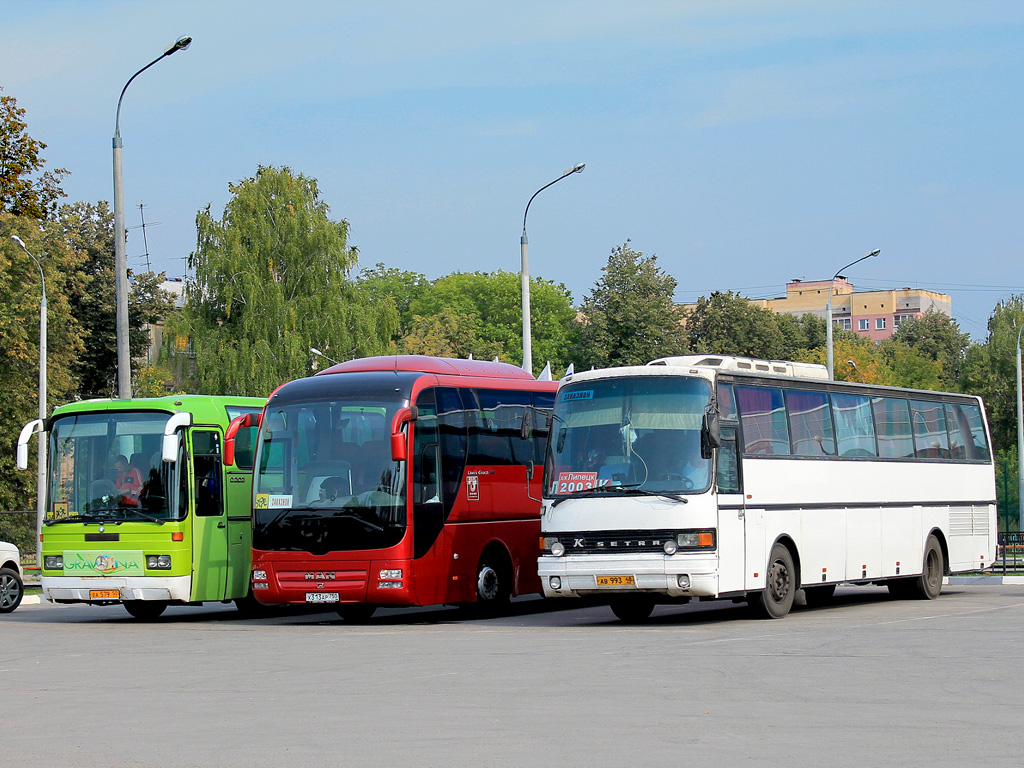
305,592 -> 340,603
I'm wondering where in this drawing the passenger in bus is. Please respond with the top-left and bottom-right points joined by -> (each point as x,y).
114,454 -> 143,505
313,476 -> 346,505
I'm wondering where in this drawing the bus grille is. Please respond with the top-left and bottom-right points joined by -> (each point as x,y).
548,530 -> 678,554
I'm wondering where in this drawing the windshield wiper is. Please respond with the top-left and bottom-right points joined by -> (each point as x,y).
121,510 -> 166,525
45,514 -> 106,526
550,483 -> 687,507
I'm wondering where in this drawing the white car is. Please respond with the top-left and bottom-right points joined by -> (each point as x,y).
0,541 -> 24,613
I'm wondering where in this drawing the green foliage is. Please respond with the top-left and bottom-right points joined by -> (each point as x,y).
891,308 -> 971,390
0,87 -> 67,220
356,263 -> 430,341
164,166 -> 398,396
405,270 -> 576,376
995,448 -> 1020,533
396,307 -> 504,360
686,291 -> 786,359
961,296 -> 1024,453
0,212 -> 84,511
573,242 -> 687,369
47,201 -> 175,397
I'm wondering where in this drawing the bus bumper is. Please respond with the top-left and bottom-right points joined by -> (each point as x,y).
42,576 -> 192,603
538,554 -> 719,599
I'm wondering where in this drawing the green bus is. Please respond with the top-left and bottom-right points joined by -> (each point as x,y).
18,395 -> 265,618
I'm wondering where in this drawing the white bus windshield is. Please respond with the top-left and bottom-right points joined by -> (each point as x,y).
47,412 -> 180,524
545,376 -> 713,498
253,398 -> 408,554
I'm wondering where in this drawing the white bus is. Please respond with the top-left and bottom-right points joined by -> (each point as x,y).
539,355 -> 996,620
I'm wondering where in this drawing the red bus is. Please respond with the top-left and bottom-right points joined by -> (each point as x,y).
228,356 -> 557,621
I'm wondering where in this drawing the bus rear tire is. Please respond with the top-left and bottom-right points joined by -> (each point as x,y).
336,604 -> 376,623
609,596 -> 655,623
124,600 -> 167,620
803,583 -> 836,607
909,534 -> 944,600
749,543 -> 796,619
0,567 -> 24,613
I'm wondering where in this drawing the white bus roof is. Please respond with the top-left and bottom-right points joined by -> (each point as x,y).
647,355 -> 829,380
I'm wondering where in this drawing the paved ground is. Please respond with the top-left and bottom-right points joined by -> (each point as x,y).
3,584 -> 1021,768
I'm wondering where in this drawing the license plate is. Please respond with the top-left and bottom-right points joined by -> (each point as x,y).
90,589 -> 120,599
596,575 -> 635,587
305,592 -> 340,603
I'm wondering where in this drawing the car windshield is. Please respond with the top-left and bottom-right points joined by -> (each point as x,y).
47,411 -> 181,523
253,397 -> 408,553
544,376 -> 713,498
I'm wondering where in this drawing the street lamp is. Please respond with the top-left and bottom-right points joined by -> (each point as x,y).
826,248 -> 880,379
113,35 -> 192,399
1016,325 -> 1023,532
10,234 -> 47,569
310,348 -> 341,367
521,163 -> 585,374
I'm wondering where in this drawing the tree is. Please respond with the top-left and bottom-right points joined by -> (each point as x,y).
356,263 -> 430,342
0,212 -> 83,512
0,87 -> 67,220
961,296 -> 1024,452
686,291 -> 786,359
572,242 -> 687,369
408,270 -> 577,375
47,201 -> 176,398
396,307 -> 504,360
890,308 -> 971,390
164,166 -> 398,396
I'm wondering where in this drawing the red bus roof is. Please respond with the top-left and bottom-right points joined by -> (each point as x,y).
314,355 -> 539,381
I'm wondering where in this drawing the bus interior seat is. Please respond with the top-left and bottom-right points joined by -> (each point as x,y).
302,461 -> 353,503
598,463 -> 631,483
130,452 -> 151,474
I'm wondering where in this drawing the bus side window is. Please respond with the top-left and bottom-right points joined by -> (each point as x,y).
717,427 -> 741,494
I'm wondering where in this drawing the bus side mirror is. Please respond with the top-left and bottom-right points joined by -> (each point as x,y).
224,412 -> 262,467
520,408 -> 534,440
162,412 -> 193,463
17,419 -> 45,471
389,406 -> 419,462
701,411 -> 721,460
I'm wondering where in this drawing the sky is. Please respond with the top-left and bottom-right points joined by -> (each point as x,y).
4,0 -> 1023,340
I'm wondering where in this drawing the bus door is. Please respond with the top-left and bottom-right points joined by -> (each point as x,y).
411,390 -> 447,605
188,429 -> 229,601
716,425 -> 747,594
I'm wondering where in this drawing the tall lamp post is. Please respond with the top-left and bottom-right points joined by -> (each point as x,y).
113,35 -> 192,399
521,163 -> 585,375
1016,325 -> 1023,532
826,248 -> 880,379
11,235 -> 46,567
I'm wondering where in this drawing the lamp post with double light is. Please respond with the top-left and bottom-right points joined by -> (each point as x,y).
826,248 -> 880,379
112,36 -> 192,399
11,234 -> 47,566
520,163 -> 584,375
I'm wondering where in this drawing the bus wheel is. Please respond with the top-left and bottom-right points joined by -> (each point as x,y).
473,555 -> 512,613
750,543 -> 796,619
336,604 -> 376,623
0,567 -> 24,613
123,600 -> 167,620
909,535 -> 944,600
802,584 -> 836,608
609,596 -> 655,623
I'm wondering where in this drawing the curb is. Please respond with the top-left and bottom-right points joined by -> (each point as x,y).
947,575 -> 1024,585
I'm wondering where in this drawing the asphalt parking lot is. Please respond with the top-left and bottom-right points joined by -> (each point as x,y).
3,583 -> 1021,768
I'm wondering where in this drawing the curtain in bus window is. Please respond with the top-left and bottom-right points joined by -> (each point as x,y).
832,393 -> 876,457
786,390 -> 835,456
466,390 -> 529,466
436,388 -> 469,512
910,400 -> 949,458
871,397 -> 914,458
735,386 -> 790,456
530,391 -> 555,464
944,402 -> 990,461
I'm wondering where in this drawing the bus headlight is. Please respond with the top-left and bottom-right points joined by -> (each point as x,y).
549,576 -> 562,590
44,555 -> 63,570
677,574 -> 691,589
550,541 -> 565,557
676,530 -> 716,549
379,569 -> 403,579
663,540 -> 678,555
146,555 -> 171,570
252,570 -> 267,581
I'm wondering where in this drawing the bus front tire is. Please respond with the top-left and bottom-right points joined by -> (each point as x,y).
471,554 -> 512,615
750,543 -> 796,619
336,604 -> 376,623
609,596 -> 655,623
0,567 -> 24,613
123,600 -> 167,620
